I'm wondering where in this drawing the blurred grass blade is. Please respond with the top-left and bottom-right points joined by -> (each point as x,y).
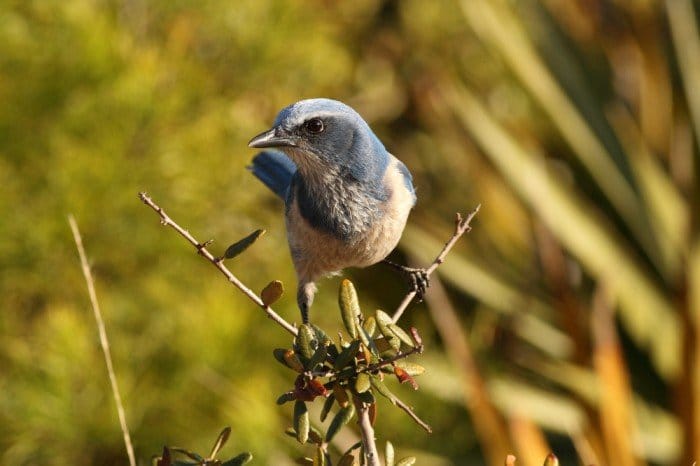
508,416 -> 551,466
666,0 -> 700,142
443,82 -> 679,379
591,286 -> 641,466
401,225 -> 573,359
459,0 -> 652,255
607,105 -> 687,278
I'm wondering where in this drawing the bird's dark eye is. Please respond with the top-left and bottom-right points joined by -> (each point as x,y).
305,118 -> 324,134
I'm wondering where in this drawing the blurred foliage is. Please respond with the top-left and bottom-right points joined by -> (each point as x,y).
2,0 -> 700,465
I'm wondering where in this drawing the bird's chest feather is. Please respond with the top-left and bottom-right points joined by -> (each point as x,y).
285,158 -> 414,281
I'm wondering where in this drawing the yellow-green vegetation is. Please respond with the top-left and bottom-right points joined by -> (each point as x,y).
2,0 -> 699,465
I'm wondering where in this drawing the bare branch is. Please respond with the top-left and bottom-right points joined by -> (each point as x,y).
393,397 -> 432,433
138,192 -> 298,336
69,215 -> 137,466
392,205 -> 481,322
353,397 -> 380,466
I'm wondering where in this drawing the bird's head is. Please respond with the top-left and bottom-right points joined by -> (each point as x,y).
248,98 -> 389,184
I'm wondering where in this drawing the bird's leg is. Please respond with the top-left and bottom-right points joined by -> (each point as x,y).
381,259 -> 430,300
296,281 -> 317,324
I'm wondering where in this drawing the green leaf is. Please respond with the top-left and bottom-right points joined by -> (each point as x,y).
333,339 -> 360,370
357,325 -> 379,359
293,400 -> 309,444
261,280 -> 284,306
355,373 -> 371,393
209,426 -> 231,459
273,348 -> 289,366
325,404 -> 355,442
385,441 -> 395,466
339,279 -> 360,338
363,316 -> 376,337
221,452 -> 253,466
223,229 -> 265,259
320,393 -> 336,422
387,324 -> 414,348
307,343 -> 328,371
311,324 -> 333,346
296,324 -> 316,362
314,446 -> 326,466
375,310 -> 400,350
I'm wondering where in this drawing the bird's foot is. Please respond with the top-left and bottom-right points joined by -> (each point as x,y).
382,260 -> 430,300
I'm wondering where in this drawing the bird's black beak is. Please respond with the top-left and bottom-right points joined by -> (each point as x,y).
248,127 -> 297,149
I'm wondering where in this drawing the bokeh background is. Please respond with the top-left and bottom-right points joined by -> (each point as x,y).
2,0 -> 699,464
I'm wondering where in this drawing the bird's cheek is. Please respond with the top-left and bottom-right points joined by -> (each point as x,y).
284,147 -> 324,171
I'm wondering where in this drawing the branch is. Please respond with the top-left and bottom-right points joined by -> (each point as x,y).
138,192 -> 298,336
393,397 -> 432,433
353,397 -> 381,466
69,215 -> 137,466
392,205 -> 481,322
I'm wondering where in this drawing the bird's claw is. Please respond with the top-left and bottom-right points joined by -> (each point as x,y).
382,260 -> 430,300
404,267 -> 430,301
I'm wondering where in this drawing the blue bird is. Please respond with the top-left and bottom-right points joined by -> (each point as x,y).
248,98 -> 424,323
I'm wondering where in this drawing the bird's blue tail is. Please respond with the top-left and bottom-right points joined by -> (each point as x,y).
248,150 -> 297,199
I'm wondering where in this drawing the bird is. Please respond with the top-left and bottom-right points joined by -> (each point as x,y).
248,98 -> 425,323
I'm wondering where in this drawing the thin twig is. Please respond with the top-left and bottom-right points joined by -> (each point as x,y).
392,397 -> 433,433
353,397 -> 380,466
392,205 -> 481,322
138,192 -> 298,336
69,215 -> 137,466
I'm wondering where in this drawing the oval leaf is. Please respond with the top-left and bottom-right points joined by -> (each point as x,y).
224,229 -> 265,259
325,404 -> 355,442
385,441 -> 395,466
320,393 -> 336,422
333,382 -> 349,408
396,457 -> 417,466
339,279 -> 360,338
376,310 -> 400,350
333,339 -> 360,370
283,350 -> 304,372
363,316 -> 376,337
293,400 -> 310,444
388,324 -> 415,348
296,324 -> 316,361
261,280 -> 284,306
222,452 -> 253,466
355,373 -> 371,393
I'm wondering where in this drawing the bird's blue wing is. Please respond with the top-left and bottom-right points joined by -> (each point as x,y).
248,150 -> 297,199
